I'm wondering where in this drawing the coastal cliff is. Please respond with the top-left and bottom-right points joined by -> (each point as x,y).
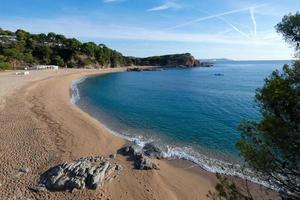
127,53 -> 201,67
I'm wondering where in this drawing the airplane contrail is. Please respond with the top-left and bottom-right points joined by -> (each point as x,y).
166,4 -> 265,31
217,17 -> 250,38
249,7 -> 257,36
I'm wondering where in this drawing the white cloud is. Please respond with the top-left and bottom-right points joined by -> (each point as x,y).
147,2 -> 181,12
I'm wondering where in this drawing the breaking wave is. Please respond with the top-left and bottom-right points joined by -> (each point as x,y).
70,77 -> 87,104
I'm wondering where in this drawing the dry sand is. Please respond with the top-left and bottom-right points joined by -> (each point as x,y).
0,68 -> 278,199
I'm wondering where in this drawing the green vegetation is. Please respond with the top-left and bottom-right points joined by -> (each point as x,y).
237,62 -> 300,199
207,174 -> 252,200
127,53 -> 200,67
276,12 -> 300,56
0,55 -> 11,70
0,28 -> 201,70
208,12 -> 300,200
0,28 -> 128,70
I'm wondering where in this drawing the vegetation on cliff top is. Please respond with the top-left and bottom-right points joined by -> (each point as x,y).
127,53 -> 200,67
0,28 -> 200,70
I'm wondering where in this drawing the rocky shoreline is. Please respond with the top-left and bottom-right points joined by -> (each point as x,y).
31,156 -> 121,193
126,63 -> 213,72
120,142 -> 163,170
32,142 -> 164,193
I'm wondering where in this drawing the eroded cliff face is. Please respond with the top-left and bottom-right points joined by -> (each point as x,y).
182,53 -> 200,67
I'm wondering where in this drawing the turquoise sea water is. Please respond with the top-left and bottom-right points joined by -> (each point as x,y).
72,60 -> 290,180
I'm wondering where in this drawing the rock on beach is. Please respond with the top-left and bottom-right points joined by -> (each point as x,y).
35,156 -> 121,192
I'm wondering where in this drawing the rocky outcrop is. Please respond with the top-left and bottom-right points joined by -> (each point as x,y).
131,53 -> 201,68
182,53 -> 201,67
139,157 -> 160,170
33,156 -> 121,192
120,142 -> 163,170
127,67 -> 143,72
143,143 -> 165,159
123,142 -> 143,157
126,67 -> 162,72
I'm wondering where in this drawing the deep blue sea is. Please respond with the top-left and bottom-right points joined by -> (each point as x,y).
72,60 -> 290,180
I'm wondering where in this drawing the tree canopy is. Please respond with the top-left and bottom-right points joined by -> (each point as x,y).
236,12 -> 300,199
208,12 -> 300,200
0,28 -> 129,69
276,12 -> 300,56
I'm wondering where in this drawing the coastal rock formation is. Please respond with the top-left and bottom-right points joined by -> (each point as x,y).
121,142 -> 163,170
132,53 -> 201,68
183,53 -> 201,67
127,67 -> 143,72
143,143 -> 164,159
139,156 -> 160,170
123,143 -> 143,157
34,156 -> 121,192
126,67 -> 162,72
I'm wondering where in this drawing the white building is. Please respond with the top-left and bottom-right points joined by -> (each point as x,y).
16,71 -> 30,76
35,65 -> 59,70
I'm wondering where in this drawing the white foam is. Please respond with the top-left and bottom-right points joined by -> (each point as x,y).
70,77 -> 87,104
162,145 -> 278,190
110,131 -> 276,190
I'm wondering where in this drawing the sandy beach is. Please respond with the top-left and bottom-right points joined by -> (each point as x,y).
0,68 -> 278,200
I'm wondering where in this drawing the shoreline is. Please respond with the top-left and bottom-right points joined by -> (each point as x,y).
0,68 -> 278,199
69,69 -> 273,190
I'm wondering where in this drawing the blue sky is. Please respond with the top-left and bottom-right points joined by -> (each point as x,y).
0,0 -> 299,60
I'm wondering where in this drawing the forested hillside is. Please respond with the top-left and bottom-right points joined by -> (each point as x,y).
0,28 -> 129,69
0,28 -> 201,70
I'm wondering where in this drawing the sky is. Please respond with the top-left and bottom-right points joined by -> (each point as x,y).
0,0 -> 299,60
